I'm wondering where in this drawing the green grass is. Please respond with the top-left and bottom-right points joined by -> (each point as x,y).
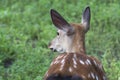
0,0 -> 120,80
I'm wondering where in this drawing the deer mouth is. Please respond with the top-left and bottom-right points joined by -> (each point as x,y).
57,48 -> 65,53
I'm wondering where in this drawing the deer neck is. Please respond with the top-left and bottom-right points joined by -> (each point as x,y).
66,33 -> 86,54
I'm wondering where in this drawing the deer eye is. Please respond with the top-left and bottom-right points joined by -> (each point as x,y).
57,32 -> 59,35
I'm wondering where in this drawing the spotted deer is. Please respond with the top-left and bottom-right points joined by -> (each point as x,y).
44,7 -> 107,80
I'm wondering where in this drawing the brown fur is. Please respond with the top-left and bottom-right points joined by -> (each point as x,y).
70,23 -> 86,54
44,53 -> 106,80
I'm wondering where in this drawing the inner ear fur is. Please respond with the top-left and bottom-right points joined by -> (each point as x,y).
50,9 -> 75,35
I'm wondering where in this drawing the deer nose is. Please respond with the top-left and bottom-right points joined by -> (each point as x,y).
50,48 -> 57,52
50,48 -> 53,51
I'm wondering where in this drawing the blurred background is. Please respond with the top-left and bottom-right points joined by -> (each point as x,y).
0,0 -> 120,80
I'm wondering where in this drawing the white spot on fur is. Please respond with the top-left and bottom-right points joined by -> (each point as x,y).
86,59 -> 91,65
60,59 -> 65,71
69,67 -> 72,72
94,60 -> 97,66
73,54 -> 77,59
72,58 -> 77,68
73,64 -> 77,68
95,75 -> 99,80
103,76 -> 106,80
61,59 -> 65,64
90,72 -> 95,79
54,60 -> 60,64
63,55 -> 67,59
73,58 -> 77,65
56,55 -> 64,60
81,75 -> 86,79
88,73 -> 91,78
85,60 -> 89,65
50,55 -> 64,66
93,60 -> 103,70
79,60 -> 84,65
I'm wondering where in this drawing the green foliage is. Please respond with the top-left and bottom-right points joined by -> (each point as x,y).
0,0 -> 120,80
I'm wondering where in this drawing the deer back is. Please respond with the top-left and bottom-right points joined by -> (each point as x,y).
44,53 -> 107,80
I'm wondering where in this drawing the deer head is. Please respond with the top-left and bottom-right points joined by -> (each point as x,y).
44,6 -> 107,80
49,7 -> 90,54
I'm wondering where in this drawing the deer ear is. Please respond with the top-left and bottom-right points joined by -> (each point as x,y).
50,9 -> 74,35
81,6 -> 91,33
